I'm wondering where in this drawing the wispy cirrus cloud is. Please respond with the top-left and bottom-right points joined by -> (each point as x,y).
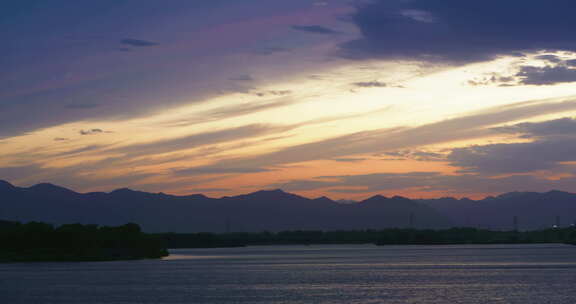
115,107 -> 393,159
163,97 -> 295,127
178,96 -> 576,175
109,124 -> 287,157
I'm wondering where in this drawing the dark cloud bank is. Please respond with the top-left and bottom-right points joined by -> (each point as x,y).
516,65 -> 576,85
470,55 -> 576,86
449,117 -> 576,175
343,0 -> 576,63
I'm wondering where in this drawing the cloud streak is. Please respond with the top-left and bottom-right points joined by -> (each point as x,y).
291,25 -> 340,35
163,97 -> 296,127
79,129 -> 109,135
120,38 -> 159,47
120,107 -> 395,161
180,96 -> 576,174
353,81 -> 387,88
110,124 -> 289,157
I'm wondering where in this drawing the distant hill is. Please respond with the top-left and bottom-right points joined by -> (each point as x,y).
2,180 -> 575,231
0,180 -> 449,232
420,190 -> 576,230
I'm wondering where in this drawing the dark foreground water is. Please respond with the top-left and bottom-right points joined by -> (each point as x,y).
2,244 -> 576,304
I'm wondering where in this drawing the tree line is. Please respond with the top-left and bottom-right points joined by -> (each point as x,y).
0,220 -> 168,262
158,227 -> 576,247
3,219 -> 576,263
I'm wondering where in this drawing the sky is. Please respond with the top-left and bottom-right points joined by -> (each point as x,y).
3,0 -> 576,199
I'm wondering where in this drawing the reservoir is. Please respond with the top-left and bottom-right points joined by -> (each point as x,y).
2,244 -> 576,303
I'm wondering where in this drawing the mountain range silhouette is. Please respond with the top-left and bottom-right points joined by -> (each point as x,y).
1,180 -> 575,232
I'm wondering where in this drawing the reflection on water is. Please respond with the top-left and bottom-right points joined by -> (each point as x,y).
2,244 -> 576,303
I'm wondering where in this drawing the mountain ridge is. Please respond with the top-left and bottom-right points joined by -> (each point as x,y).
2,179 -> 575,202
1,179 -> 575,231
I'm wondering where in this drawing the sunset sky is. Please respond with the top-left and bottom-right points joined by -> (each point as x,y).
3,0 -> 576,199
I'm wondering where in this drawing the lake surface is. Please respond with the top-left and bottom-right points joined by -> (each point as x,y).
2,244 -> 576,303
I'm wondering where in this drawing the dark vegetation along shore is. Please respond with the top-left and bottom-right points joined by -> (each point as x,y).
158,227 -> 576,248
0,220 -> 168,262
3,219 -> 576,263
